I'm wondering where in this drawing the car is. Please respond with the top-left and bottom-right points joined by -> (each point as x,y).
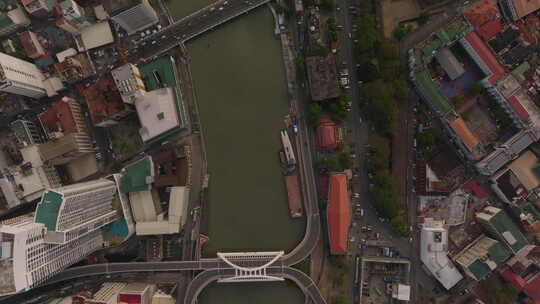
353,193 -> 360,198
409,237 -> 413,243
293,125 -> 298,134
350,237 -> 356,242
360,209 -> 364,216
376,233 -> 380,239
348,33 -> 352,39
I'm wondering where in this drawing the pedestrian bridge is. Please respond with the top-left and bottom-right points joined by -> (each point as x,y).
217,251 -> 284,282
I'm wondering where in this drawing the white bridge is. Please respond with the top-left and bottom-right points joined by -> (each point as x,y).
217,251 -> 285,283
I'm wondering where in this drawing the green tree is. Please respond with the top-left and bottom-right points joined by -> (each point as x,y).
303,0 -> 316,7
466,81 -> 484,96
296,55 -> 306,73
332,294 -> 347,304
307,102 -> 323,127
338,152 -> 353,170
355,14 -> 378,56
482,276 -> 519,304
418,12 -> 430,25
363,79 -> 397,134
321,0 -> 335,10
393,23 -> 413,40
391,217 -> 409,237
416,127 -> 442,154
327,17 -> 337,31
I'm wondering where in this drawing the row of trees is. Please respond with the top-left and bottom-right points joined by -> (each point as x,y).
308,95 -> 350,126
318,151 -> 353,172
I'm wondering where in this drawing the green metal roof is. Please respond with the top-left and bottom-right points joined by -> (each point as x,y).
140,56 -> 177,91
490,209 -> 528,253
468,259 -> 491,281
488,241 -> 511,264
138,56 -> 188,137
121,156 -> 154,193
415,70 -> 454,114
35,191 -> 63,231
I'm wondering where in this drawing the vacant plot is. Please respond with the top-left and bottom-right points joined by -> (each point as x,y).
381,0 -> 420,39
110,116 -> 143,160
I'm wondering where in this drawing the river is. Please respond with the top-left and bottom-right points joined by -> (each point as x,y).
166,2 -> 306,304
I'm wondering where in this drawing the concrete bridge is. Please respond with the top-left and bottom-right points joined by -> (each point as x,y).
132,0 -> 272,61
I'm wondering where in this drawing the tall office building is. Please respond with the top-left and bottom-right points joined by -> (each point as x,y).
105,0 -> 158,35
34,179 -> 117,244
0,215 -> 104,296
0,52 -> 46,98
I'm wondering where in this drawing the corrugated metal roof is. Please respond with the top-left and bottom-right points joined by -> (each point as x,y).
327,173 -> 350,254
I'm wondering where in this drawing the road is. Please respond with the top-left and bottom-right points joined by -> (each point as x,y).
128,0 -> 271,62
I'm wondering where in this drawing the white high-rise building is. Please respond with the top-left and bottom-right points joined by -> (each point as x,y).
34,179 -> 117,244
0,215 -> 104,296
0,52 -> 46,98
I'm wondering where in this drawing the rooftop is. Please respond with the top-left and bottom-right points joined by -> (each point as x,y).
415,69 -> 454,114
315,118 -> 340,150
34,190 -> 63,231
476,206 -> 529,253
507,150 -> 540,191
135,88 -> 181,142
121,156 -> 154,193
77,21 -> 114,51
327,173 -> 350,254
139,56 -> 177,91
78,77 -> 129,126
420,218 -> 463,289
453,235 -> 511,281
38,97 -> 85,135
462,31 -> 506,84
306,55 -> 340,101
449,117 -> 480,151
511,0 -> 540,20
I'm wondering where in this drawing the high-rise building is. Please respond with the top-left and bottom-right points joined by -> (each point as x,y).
105,0 -> 158,35
0,52 -> 46,98
0,214 -> 104,296
34,179 -> 117,244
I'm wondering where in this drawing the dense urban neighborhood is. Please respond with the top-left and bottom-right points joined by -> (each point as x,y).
2,0 -> 540,304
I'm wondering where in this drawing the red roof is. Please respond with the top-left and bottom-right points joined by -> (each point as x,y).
525,272 -> 540,301
463,179 -> 487,198
118,294 -> 142,304
477,19 -> 503,41
19,31 -> 43,59
38,97 -> 86,134
464,31 -> 506,84
327,173 -> 350,254
508,95 -> 530,122
315,118 -> 339,150
500,267 -> 527,290
464,0 -> 500,29
77,77 -> 127,126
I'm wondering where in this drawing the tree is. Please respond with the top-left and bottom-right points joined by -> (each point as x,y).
391,217 -> 409,237
355,14 -> 378,56
466,81 -> 484,96
481,276 -> 519,304
321,0 -> 335,10
296,55 -> 306,73
303,0 -> 316,7
332,294 -> 347,304
307,102 -> 323,127
418,12 -> 430,25
338,152 -> 353,170
394,23 -> 413,41
363,79 -> 397,135
416,127 -> 442,154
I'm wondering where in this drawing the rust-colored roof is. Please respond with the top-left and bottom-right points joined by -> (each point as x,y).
78,77 -> 127,126
284,175 -> 303,218
477,19 -> 503,41
512,0 -> 540,20
38,97 -> 86,134
315,118 -> 339,150
464,31 -> 506,84
508,95 -> 530,122
327,173 -> 350,254
464,0 -> 500,28
450,117 -> 480,151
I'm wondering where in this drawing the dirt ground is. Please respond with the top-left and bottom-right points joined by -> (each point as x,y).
381,0 -> 421,39
318,255 -> 352,302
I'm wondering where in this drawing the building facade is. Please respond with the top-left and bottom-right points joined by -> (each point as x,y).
0,52 -> 46,98
34,179 -> 117,244
0,215 -> 105,296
